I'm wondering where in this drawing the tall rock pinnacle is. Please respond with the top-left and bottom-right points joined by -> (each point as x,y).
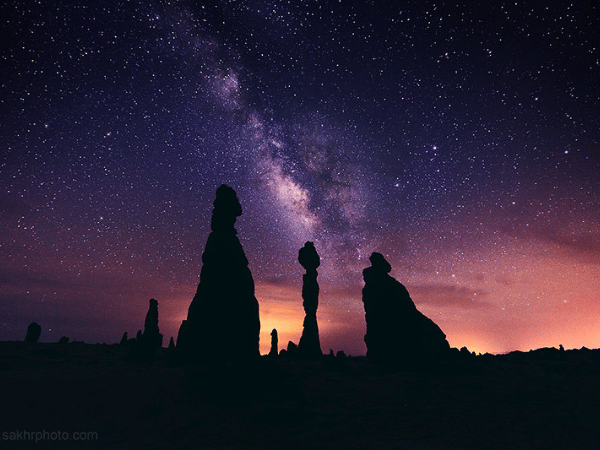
177,185 -> 260,361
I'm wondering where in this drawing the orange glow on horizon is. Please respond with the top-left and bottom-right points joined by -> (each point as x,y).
255,281 -> 305,355
152,232 -> 600,357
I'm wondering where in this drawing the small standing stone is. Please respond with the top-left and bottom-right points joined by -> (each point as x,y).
24,322 -> 41,343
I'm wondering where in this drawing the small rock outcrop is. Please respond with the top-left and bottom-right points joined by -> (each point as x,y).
168,337 -> 175,349
362,252 -> 450,366
297,241 -> 322,358
24,322 -> 41,343
285,341 -> 298,358
120,332 -> 128,345
177,185 -> 260,361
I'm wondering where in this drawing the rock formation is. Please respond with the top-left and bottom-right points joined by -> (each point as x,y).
175,321 -> 188,348
120,332 -> 128,345
268,328 -> 279,357
297,241 -> 322,358
286,341 -> 298,358
24,322 -> 41,343
177,184 -> 260,361
362,252 -> 450,366
142,298 -> 163,349
168,337 -> 175,349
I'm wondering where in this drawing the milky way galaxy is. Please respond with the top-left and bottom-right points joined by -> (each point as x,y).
1,1 -> 599,355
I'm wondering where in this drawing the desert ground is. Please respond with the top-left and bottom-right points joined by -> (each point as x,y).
1,342 -> 599,449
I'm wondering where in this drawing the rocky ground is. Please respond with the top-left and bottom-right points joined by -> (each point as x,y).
1,342 -> 599,449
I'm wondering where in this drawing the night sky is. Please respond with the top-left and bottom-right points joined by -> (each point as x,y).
1,0 -> 598,355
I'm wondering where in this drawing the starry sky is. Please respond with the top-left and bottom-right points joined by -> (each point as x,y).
1,0 -> 599,355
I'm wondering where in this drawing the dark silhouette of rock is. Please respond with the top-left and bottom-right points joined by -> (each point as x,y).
128,299 -> 164,361
120,332 -> 128,345
362,252 -> 450,366
24,322 -> 41,343
142,298 -> 163,349
297,242 -> 322,359
268,329 -> 279,357
177,184 -> 260,361
168,337 -> 175,349
285,341 -> 298,358
58,336 -> 69,344
175,320 -> 188,348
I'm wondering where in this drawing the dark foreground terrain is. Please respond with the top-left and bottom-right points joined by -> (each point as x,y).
1,342 -> 599,449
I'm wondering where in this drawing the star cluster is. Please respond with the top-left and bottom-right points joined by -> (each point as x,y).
1,0 -> 598,354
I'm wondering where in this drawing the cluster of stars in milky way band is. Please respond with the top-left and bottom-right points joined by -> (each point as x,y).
1,0 -> 598,354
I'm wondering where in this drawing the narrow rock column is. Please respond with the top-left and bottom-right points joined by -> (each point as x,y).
297,241 -> 322,358
268,328 -> 278,357
142,298 -> 163,349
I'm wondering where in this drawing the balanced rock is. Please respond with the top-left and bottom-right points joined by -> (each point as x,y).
297,241 -> 322,359
362,252 -> 450,366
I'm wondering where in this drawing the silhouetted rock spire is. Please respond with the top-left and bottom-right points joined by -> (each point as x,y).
24,322 -> 41,343
297,241 -> 322,359
142,298 -> 163,349
362,252 -> 450,366
269,329 -> 278,357
177,184 -> 261,361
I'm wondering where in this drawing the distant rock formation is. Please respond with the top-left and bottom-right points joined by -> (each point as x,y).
269,329 -> 279,357
142,298 -> 163,349
58,336 -> 69,344
120,332 -> 128,345
286,341 -> 298,358
168,337 -> 175,349
297,241 -> 322,359
362,252 -> 450,366
24,322 -> 41,343
177,184 -> 260,361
